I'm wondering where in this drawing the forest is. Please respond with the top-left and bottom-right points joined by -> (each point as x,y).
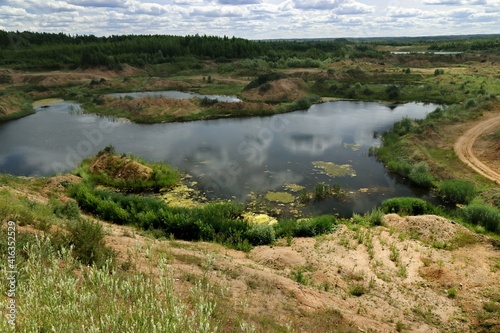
2,30 -> 499,71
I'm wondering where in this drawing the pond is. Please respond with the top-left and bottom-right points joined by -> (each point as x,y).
107,90 -> 241,102
0,99 -> 439,216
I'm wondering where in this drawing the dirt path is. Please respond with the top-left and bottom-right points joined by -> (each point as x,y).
454,114 -> 500,185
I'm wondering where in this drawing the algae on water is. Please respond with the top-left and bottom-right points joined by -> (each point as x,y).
265,191 -> 295,203
343,143 -> 361,151
312,161 -> 356,177
283,183 -> 305,192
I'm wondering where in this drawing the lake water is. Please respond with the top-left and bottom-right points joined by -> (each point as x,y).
107,90 -> 241,102
391,51 -> 463,55
0,99 -> 439,216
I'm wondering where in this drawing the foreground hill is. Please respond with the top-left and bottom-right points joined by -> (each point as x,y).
1,173 -> 499,332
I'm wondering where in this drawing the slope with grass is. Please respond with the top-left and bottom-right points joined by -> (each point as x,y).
1,171 -> 500,332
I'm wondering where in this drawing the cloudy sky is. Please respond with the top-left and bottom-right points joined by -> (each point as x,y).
0,0 -> 499,39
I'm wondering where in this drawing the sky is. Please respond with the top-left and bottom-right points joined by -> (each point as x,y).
0,0 -> 499,39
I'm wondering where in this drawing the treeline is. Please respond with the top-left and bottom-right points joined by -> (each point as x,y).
0,30 -> 366,70
428,38 -> 500,51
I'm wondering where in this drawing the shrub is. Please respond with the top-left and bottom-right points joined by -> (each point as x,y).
314,183 -> 330,201
246,224 -> 275,246
381,197 -> 437,215
408,162 -> 434,188
386,85 -> 400,100
368,208 -> 384,226
53,200 -> 81,219
438,179 -> 476,204
295,215 -> 336,237
66,219 -> 115,267
462,204 -> 500,233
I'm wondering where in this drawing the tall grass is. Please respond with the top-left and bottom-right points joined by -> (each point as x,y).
381,197 -> 438,216
0,236 -> 221,332
462,204 -> 500,233
438,179 -> 477,204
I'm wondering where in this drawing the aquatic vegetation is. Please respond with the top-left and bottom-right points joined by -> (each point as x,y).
283,183 -> 305,192
343,143 -> 361,151
312,161 -> 356,177
265,191 -> 295,203
242,212 -> 278,225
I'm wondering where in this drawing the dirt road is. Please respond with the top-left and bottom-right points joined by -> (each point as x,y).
454,114 -> 500,185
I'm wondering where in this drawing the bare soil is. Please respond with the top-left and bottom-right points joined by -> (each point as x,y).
6,174 -> 500,332
454,112 -> 500,185
88,153 -> 153,182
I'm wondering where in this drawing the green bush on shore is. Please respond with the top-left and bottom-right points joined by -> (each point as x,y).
438,179 -> 477,204
462,204 -> 500,233
381,197 -> 438,216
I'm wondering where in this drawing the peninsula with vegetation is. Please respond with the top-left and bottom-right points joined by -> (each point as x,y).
1,31 -> 499,332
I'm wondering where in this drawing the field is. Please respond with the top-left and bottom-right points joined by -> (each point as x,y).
1,33 -> 500,332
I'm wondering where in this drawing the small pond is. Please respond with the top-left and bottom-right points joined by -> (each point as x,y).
107,90 -> 241,102
0,98 -> 439,216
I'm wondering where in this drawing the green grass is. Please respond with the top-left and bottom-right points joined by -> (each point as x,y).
0,235 -> 221,333
438,179 -> 477,204
75,148 -> 180,192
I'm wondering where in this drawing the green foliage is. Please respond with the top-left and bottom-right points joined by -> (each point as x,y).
434,68 -> 445,76
69,182 -> 260,248
386,85 -> 401,100
314,182 -> 331,201
438,179 -> 477,204
77,150 -> 180,192
246,224 -> 275,246
0,236 -> 221,332
381,197 -> 437,215
274,215 -> 336,239
53,200 -> 81,219
447,287 -> 458,299
368,208 -> 384,226
348,284 -> 366,297
462,204 -> 500,233
64,219 -> 115,267
408,162 -> 434,188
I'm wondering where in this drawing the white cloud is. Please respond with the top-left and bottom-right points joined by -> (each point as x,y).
218,0 -> 262,4
336,2 -> 375,15
387,6 -> 423,18
66,0 -> 126,8
293,0 -> 346,11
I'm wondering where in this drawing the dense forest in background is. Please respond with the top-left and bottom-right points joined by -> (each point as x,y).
0,30 -> 498,71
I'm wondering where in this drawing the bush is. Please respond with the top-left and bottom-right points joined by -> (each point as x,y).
408,162 -> 434,188
381,197 -> 437,215
462,204 -> 500,233
66,219 -> 115,267
246,224 -> 275,246
53,200 -> 81,219
438,179 -> 476,204
295,215 -> 336,237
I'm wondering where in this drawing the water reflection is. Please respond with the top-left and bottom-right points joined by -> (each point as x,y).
0,100 -> 438,214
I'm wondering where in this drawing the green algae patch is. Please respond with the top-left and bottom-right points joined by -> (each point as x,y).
265,191 -> 295,203
160,178 -> 206,208
343,143 -> 361,151
242,212 -> 278,225
312,161 -> 356,177
283,183 -> 305,192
